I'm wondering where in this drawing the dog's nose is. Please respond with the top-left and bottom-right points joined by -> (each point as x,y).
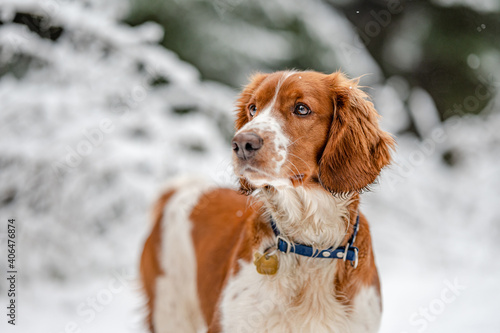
232,132 -> 263,160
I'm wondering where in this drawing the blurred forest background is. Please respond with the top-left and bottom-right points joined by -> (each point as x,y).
0,0 -> 499,332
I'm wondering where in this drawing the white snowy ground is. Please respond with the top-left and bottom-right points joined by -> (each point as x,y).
0,1 -> 499,332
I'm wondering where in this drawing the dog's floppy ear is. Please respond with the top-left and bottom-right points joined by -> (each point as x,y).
319,72 -> 394,194
234,72 -> 269,195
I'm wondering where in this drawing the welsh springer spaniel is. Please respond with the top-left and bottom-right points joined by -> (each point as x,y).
140,70 -> 394,332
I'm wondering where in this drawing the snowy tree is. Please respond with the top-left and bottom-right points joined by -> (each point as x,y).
0,0 -> 236,297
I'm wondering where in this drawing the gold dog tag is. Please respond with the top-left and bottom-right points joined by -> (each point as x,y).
253,251 -> 279,275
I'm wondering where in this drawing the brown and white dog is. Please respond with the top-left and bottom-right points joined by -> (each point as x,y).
140,70 -> 394,332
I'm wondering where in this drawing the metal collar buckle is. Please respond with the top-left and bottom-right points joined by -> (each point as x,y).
351,247 -> 359,269
342,243 -> 359,269
342,243 -> 350,262
276,235 -> 292,254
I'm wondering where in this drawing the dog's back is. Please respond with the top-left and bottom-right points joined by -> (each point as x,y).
140,179 -> 262,332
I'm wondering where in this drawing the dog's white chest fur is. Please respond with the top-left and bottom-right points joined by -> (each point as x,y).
220,254 -> 381,333
219,187 -> 381,333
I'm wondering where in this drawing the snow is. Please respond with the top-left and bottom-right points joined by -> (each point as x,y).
431,0 -> 500,13
367,111 -> 500,332
0,1 -> 499,332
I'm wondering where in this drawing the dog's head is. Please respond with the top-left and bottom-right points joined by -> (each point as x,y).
232,70 -> 394,195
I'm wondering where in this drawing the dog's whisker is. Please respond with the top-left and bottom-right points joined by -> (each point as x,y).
287,152 -> 314,176
286,136 -> 305,148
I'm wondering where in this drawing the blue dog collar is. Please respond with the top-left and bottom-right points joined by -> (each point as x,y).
269,215 -> 360,268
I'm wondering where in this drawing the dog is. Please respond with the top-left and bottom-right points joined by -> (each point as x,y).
140,70 -> 394,332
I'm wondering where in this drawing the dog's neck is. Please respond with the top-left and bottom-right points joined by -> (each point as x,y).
255,185 -> 357,249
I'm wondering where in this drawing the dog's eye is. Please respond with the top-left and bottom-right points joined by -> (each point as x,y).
294,103 -> 311,116
249,104 -> 257,117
